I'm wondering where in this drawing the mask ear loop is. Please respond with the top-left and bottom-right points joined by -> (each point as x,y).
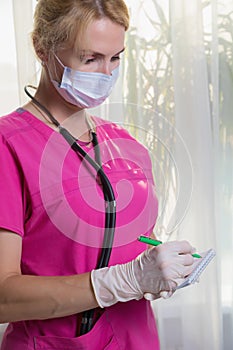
45,53 -> 65,87
53,53 -> 77,92
53,53 -> 65,68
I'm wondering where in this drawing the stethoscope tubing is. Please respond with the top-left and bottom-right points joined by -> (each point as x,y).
59,126 -> 116,335
59,125 -> 116,260
24,86 -> 116,334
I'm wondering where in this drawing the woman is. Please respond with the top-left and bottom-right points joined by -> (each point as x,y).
0,1 -> 196,349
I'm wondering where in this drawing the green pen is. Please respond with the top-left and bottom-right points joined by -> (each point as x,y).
138,236 -> 202,258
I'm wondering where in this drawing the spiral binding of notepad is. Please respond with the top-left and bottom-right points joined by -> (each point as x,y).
176,248 -> 216,290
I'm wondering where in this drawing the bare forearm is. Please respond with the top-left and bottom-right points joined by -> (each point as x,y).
0,272 -> 98,323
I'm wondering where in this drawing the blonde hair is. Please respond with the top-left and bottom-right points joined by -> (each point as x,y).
32,0 -> 129,59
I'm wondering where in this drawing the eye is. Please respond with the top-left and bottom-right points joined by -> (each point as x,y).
111,56 -> 120,62
84,58 -> 96,64
79,53 -> 97,65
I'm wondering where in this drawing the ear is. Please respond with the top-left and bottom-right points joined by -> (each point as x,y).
32,36 -> 48,63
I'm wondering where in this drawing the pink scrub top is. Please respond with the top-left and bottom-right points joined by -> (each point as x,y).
0,109 -> 160,350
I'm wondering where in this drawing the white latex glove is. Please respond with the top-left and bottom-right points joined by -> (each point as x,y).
91,240 -> 195,308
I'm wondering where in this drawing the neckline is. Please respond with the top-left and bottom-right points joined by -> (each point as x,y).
17,108 -> 97,144
17,108 -> 59,138
77,139 -> 93,147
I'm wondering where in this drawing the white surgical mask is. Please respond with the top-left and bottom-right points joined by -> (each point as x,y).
50,55 -> 119,108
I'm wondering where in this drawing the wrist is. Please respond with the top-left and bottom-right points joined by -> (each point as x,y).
91,263 -> 143,308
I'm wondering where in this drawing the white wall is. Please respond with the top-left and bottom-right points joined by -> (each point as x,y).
0,0 -> 18,344
0,1 -> 20,116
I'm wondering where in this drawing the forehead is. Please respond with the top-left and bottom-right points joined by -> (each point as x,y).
74,18 -> 126,56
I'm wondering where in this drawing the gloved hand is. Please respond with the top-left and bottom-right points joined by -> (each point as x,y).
91,240 -> 196,308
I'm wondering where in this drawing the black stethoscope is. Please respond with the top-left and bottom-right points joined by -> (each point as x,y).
24,86 -> 116,335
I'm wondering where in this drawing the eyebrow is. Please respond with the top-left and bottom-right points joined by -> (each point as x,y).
80,47 -> 125,57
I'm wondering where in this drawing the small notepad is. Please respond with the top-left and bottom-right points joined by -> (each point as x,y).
176,248 -> 216,290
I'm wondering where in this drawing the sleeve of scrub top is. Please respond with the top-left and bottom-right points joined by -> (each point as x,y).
0,134 -> 25,237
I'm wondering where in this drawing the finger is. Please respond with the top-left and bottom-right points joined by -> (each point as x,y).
171,264 -> 196,279
183,260 -> 200,277
178,253 -> 194,266
163,240 -> 195,255
144,292 -> 159,301
175,240 -> 196,254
